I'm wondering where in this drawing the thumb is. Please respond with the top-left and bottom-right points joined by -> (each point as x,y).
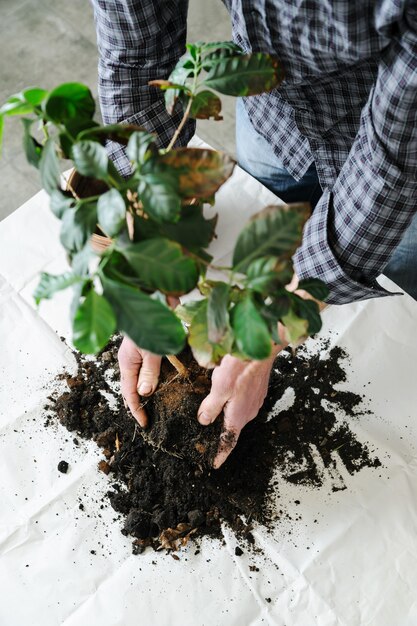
137,352 -> 161,397
197,391 -> 227,426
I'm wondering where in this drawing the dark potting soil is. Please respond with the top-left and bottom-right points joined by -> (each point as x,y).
45,337 -> 381,554
139,350 -> 223,467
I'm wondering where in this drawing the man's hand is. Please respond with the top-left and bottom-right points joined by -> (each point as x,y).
198,273 -> 326,468
118,336 -> 162,428
197,347 -> 282,469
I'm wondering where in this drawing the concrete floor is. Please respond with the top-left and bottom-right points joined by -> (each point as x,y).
0,0 -> 234,221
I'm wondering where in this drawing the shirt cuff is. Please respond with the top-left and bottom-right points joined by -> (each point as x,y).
292,190 -> 401,304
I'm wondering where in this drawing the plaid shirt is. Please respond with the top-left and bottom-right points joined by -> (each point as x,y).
92,0 -> 417,304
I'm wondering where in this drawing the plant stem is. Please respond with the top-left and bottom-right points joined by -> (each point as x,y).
41,121 -> 49,141
166,355 -> 188,377
186,249 -> 232,273
166,96 -> 193,152
77,194 -> 101,204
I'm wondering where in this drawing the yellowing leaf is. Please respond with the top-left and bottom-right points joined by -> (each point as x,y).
159,148 -> 235,199
280,309 -> 309,345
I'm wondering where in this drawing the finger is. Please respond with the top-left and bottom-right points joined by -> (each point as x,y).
197,390 -> 228,426
166,295 -> 180,309
121,367 -> 148,428
197,356 -> 247,426
137,352 -> 161,397
213,428 -> 240,469
213,360 -> 272,468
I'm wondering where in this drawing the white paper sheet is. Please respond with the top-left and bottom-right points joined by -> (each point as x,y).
1,146 -> 417,626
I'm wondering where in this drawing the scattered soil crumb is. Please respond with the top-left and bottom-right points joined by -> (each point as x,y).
57,460 -> 69,474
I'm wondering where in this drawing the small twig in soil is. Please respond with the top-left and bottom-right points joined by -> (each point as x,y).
132,424 -> 139,443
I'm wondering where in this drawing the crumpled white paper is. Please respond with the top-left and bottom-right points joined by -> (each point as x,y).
1,140 -> 417,626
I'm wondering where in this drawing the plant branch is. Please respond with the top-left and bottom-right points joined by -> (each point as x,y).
166,354 -> 188,377
166,96 -> 193,152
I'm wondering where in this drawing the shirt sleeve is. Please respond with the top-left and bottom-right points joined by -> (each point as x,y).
293,9 -> 417,305
92,0 -> 195,177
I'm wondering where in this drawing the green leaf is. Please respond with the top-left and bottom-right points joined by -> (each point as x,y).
175,299 -> 205,325
190,91 -> 222,120
119,238 -> 198,294
261,294 -> 291,324
72,244 -> 94,276
65,119 -> 100,138
22,88 -> 48,107
185,42 -> 200,60
231,294 -> 271,360
245,256 -> 280,293
164,52 -> 196,113
62,119 -> 100,153
34,271 -> 83,305
159,148 -> 235,199
39,139 -> 60,194
49,190 -> 76,219
260,294 -> 291,343
126,130 -> 156,165
0,88 -> 47,117
297,278 -> 329,301
203,53 -> 284,96
21,119 -> 42,168
102,250 -> 143,287
281,309 -> 309,344
97,189 -> 126,237
207,282 -> 230,343
60,202 -> 97,253
149,80 -> 192,115
138,172 -> 181,223
0,95 -> 34,117
73,290 -> 116,354
159,203 -> 217,252
200,41 -> 244,68
77,123 -> 145,145
188,300 -> 214,368
233,204 -> 310,272
290,295 -> 322,335
44,83 -> 95,123
72,140 -> 109,180
102,276 -> 186,355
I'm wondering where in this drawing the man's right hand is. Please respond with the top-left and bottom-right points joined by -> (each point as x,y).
118,336 -> 162,428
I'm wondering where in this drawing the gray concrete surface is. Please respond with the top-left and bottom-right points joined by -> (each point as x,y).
0,0 -> 234,221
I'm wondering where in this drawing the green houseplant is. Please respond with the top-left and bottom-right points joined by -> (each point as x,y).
0,41 -> 328,373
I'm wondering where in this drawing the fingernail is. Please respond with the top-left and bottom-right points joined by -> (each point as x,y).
139,382 -> 152,396
198,412 -> 212,425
